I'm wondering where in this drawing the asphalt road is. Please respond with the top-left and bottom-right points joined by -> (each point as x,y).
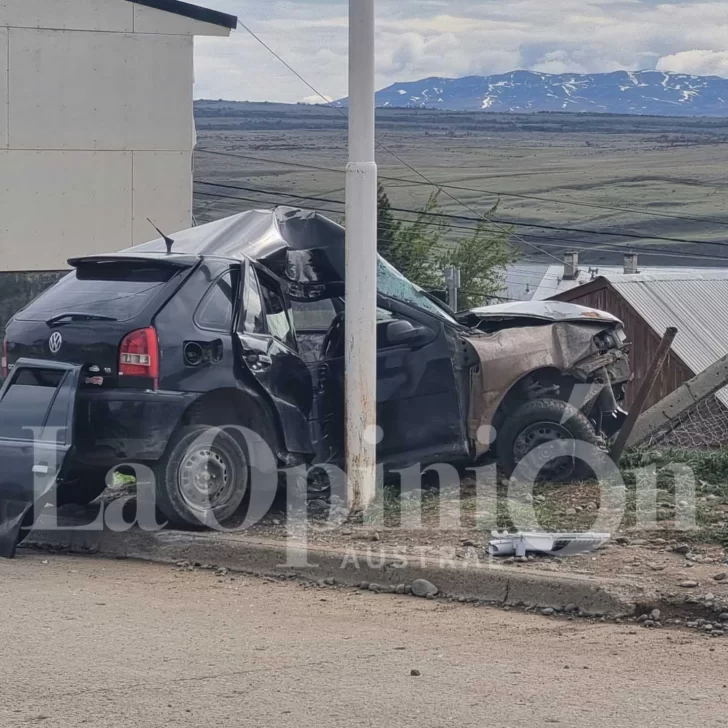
1,554 -> 726,728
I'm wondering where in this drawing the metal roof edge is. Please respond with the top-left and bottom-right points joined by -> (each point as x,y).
128,0 -> 238,30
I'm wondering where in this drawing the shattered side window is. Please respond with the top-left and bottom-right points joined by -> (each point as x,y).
377,257 -> 457,324
291,299 -> 337,332
257,274 -> 296,351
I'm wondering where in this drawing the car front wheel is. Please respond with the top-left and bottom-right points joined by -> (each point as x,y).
496,398 -> 601,483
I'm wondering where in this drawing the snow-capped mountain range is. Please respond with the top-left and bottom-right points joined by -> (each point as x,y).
342,70 -> 728,116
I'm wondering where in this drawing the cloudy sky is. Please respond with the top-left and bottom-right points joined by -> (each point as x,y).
194,0 -> 728,102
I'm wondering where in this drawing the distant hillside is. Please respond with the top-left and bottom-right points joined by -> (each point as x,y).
193,100 -> 728,137
336,70 -> 728,116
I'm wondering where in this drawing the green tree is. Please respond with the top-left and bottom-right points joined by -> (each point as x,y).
377,182 -> 400,262
384,192 -> 446,292
435,216 -> 517,309
377,186 -> 518,309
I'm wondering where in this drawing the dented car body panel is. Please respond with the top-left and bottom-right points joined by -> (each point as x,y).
464,322 -> 630,457
124,207 -> 348,301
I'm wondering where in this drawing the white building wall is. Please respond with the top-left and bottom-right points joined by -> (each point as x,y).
0,151 -> 133,270
0,0 -> 229,272
131,151 -> 194,243
8,28 -> 194,151
0,28 -> 8,149
0,0 -> 134,32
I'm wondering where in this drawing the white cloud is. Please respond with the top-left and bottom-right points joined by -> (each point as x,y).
656,50 -> 728,78
301,94 -> 333,104
193,0 -> 728,101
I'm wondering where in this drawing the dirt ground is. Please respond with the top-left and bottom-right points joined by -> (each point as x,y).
99,466 -> 728,618
191,476 -> 728,617
2,553 -> 727,728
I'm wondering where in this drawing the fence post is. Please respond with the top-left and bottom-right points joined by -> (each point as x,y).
445,266 -> 461,311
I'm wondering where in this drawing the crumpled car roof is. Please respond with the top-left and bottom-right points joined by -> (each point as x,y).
126,207 -> 346,289
467,300 -> 622,325
124,208 -> 621,326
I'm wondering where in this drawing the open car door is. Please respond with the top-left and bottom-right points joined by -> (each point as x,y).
235,261 -> 314,455
0,359 -> 81,558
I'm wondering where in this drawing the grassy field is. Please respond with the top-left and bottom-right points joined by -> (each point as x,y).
193,102 -> 728,266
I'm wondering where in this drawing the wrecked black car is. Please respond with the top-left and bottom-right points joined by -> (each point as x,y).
0,207 -> 630,543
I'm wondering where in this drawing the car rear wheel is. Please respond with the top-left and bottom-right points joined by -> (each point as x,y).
154,425 -> 249,528
496,398 -> 601,483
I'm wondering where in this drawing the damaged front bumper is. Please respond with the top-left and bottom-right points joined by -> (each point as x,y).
465,321 -> 631,456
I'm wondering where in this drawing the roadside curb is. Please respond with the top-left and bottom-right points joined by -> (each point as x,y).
22,525 -> 639,617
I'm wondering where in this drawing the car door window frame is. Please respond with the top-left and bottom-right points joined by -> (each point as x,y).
0,360 -> 80,444
239,263 -> 298,352
240,262 -> 266,335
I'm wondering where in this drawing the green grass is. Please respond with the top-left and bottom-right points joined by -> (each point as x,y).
358,449 -> 728,545
113,472 -> 137,487
621,448 -> 728,491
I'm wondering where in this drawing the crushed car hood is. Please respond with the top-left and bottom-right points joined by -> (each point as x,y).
460,300 -> 622,326
124,207 -> 346,297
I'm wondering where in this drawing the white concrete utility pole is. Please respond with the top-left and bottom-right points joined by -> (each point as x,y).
345,0 -> 378,513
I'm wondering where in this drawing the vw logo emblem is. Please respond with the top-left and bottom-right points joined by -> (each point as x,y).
48,332 -> 63,355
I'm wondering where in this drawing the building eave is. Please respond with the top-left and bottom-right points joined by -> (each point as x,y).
127,0 -> 238,30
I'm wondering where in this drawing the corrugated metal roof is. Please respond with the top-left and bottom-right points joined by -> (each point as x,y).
609,273 -> 728,395
505,262 -> 728,406
499,264 -> 550,301
534,263 -> 603,299
529,264 -> 728,300
589,271 -> 728,407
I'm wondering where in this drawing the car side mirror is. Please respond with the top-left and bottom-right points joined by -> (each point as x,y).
386,319 -> 430,347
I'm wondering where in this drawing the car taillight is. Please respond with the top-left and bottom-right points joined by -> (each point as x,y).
1,338 -> 7,379
119,328 -> 159,387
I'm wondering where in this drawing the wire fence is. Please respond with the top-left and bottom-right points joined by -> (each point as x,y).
635,393 -> 728,451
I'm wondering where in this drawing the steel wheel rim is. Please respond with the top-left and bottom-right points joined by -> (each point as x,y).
178,446 -> 235,510
513,421 -> 576,480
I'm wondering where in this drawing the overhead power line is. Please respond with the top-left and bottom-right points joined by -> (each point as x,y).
194,185 -> 728,262
400,182 -> 728,227
234,20 -> 567,266
194,187 -> 728,264
195,149 -> 728,228
195,189 -> 728,302
195,179 -> 728,252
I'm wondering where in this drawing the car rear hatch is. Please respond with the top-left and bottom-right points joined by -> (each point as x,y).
0,359 -> 81,558
4,254 -> 198,388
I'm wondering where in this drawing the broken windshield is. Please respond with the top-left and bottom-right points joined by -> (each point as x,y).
377,257 -> 456,324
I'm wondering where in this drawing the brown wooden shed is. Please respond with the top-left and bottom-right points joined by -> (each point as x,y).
551,272 -> 728,413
